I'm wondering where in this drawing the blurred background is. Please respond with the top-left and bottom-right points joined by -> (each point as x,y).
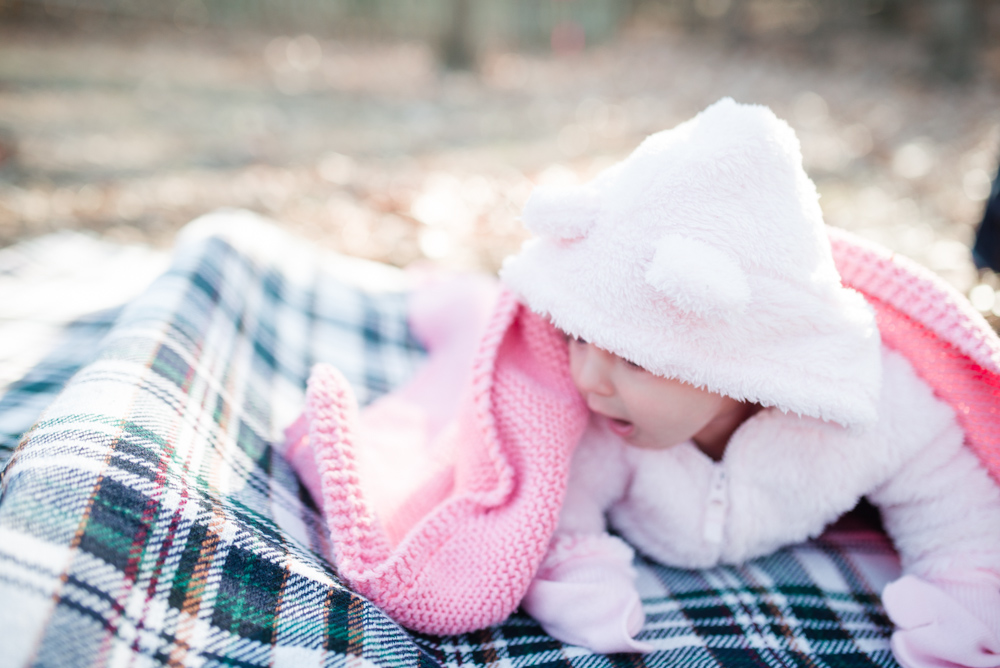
2,0 -> 1000,322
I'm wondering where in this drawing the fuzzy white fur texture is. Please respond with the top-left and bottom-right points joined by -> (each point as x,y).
501,97 -> 882,428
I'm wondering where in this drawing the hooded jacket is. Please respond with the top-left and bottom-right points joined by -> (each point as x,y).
500,100 -> 1000,663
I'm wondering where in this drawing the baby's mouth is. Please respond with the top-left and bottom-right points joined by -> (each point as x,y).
605,416 -> 635,438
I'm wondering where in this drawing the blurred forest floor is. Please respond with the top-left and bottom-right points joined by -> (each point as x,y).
1,17 -> 999,305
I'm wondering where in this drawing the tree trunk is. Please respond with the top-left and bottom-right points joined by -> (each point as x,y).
926,0 -> 977,80
442,0 -> 475,70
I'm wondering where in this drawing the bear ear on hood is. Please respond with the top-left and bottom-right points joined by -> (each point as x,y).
521,183 -> 599,241
645,234 -> 751,319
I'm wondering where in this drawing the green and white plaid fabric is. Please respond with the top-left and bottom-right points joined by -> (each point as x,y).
0,211 -> 902,668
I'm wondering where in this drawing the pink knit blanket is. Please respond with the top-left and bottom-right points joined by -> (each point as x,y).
830,227 -> 1000,485
299,288 -> 589,634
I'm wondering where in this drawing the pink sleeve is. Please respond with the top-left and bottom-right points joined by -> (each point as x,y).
282,413 -> 323,503
868,424 -> 1000,578
883,573 -> 1000,668
521,533 -> 652,654
868,407 -> 1000,667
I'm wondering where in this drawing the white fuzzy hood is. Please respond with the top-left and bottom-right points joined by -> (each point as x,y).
500,98 -> 882,428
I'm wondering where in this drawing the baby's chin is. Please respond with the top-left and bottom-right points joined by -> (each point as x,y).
625,436 -> 689,451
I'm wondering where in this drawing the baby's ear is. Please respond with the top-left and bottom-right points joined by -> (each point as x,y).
645,234 -> 751,319
521,184 -> 599,241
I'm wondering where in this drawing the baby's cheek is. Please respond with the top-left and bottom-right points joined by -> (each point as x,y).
566,351 -> 587,394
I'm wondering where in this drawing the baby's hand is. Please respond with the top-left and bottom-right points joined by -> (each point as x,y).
884,574 -> 1000,668
521,533 -> 652,654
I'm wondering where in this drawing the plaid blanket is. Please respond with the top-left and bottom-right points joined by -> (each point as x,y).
0,211 -> 903,668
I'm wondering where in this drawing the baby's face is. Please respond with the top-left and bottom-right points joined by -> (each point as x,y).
568,337 -> 740,451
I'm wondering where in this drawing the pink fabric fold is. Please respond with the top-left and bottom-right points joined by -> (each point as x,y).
521,533 -> 652,654
884,574 -> 1000,668
298,284 -> 590,635
829,226 -> 1000,486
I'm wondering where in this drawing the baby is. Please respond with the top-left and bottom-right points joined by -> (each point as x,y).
287,99 -> 1000,667
501,99 -> 1000,663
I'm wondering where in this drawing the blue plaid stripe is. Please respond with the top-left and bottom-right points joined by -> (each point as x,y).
0,211 -> 901,668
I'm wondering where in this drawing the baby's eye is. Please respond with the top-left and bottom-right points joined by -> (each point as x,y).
622,357 -> 646,371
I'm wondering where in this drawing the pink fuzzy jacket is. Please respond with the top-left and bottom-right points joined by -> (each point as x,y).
283,228 -> 1000,665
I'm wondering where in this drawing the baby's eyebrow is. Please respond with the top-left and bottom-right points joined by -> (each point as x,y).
566,335 -> 642,367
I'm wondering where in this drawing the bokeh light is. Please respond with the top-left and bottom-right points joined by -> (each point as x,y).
0,0 -> 999,327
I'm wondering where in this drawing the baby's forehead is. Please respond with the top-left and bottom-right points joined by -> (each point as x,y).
560,327 -> 736,394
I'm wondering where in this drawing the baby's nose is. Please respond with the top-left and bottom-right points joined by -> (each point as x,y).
572,343 -> 616,396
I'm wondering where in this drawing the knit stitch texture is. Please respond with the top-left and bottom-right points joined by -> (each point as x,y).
304,288 -> 589,634
829,226 -> 1000,484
